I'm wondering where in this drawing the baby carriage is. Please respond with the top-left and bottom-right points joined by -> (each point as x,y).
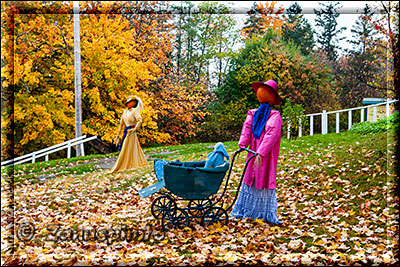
139,147 -> 257,232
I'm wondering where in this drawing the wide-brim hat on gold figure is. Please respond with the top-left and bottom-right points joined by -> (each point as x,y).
251,80 -> 282,105
126,95 -> 143,111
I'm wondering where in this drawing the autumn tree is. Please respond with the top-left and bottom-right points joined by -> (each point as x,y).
369,1 -> 399,101
334,55 -> 384,108
148,72 -> 211,144
2,2 -> 74,159
333,4 -> 384,108
201,29 -> 339,141
257,1 -> 285,32
241,2 -> 266,38
1,1 -> 180,158
241,1 -> 286,39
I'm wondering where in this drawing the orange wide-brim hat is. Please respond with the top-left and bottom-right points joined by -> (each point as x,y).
251,80 -> 282,105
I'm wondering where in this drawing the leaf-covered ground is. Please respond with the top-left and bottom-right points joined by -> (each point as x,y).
1,131 -> 399,266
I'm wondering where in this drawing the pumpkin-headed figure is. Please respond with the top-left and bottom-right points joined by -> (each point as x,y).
230,80 -> 283,225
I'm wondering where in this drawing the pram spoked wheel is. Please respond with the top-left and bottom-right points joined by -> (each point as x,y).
161,208 -> 189,231
188,199 -> 212,217
151,195 -> 177,219
201,207 -> 228,227
143,148 -> 258,232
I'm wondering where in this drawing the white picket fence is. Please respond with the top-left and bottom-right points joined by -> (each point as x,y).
2,100 -> 397,166
285,100 -> 398,139
1,135 -> 97,167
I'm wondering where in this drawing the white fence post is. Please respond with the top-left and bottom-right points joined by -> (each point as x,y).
386,102 -> 389,117
32,153 -> 36,163
298,117 -> 302,138
287,120 -> 291,139
310,115 -> 313,136
336,112 -> 340,133
361,108 -> 364,122
67,141 -> 71,158
348,110 -> 352,130
322,110 -> 327,135
45,154 -> 49,161
80,143 -> 85,157
373,106 -> 377,122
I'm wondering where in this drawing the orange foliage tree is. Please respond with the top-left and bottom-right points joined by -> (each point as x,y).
148,72 -> 211,145
241,1 -> 286,39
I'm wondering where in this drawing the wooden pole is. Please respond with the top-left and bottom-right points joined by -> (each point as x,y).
74,1 -> 82,157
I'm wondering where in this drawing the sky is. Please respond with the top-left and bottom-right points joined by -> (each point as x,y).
185,1 -> 384,54
230,1 -> 383,53
168,1 -> 386,86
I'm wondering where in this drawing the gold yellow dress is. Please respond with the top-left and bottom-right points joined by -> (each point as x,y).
109,107 -> 148,173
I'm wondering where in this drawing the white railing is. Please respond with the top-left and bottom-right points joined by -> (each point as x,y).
285,100 -> 398,139
1,135 -> 98,167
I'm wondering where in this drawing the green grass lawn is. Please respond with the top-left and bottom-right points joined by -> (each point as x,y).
1,129 -> 398,265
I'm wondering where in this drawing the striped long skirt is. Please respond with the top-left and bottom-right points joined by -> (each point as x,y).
230,182 -> 282,225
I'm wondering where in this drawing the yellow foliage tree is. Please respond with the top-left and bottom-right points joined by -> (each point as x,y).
1,1 -> 176,158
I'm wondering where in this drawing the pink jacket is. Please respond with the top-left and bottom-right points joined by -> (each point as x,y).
238,109 -> 282,189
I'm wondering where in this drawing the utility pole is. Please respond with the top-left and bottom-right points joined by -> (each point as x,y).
74,1 -> 82,156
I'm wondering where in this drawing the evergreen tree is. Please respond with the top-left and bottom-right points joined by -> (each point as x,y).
334,3 -> 388,108
314,1 -> 346,61
282,2 -> 315,56
241,2 -> 265,38
347,4 -> 379,54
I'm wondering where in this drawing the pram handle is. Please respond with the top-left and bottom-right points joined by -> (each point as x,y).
237,147 -> 257,155
213,147 -> 258,212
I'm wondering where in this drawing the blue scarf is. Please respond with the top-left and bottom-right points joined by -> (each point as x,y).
252,103 -> 271,139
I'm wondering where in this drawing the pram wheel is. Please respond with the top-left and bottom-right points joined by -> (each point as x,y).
188,199 -> 212,217
151,195 -> 177,220
161,208 -> 189,232
201,207 -> 228,227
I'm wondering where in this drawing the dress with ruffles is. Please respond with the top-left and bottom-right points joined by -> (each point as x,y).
230,184 -> 281,224
109,107 -> 148,173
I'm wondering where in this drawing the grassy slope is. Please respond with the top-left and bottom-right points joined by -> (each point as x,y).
1,130 -> 398,265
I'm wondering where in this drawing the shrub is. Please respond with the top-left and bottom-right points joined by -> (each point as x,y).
349,111 -> 399,134
281,99 -> 309,138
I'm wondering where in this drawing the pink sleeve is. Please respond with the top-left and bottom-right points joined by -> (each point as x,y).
238,110 -> 253,148
256,112 -> 282,157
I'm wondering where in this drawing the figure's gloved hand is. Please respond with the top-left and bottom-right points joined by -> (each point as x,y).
127,128 -> 136,134
254,153 -> 262,168
115,136 -> 120,146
